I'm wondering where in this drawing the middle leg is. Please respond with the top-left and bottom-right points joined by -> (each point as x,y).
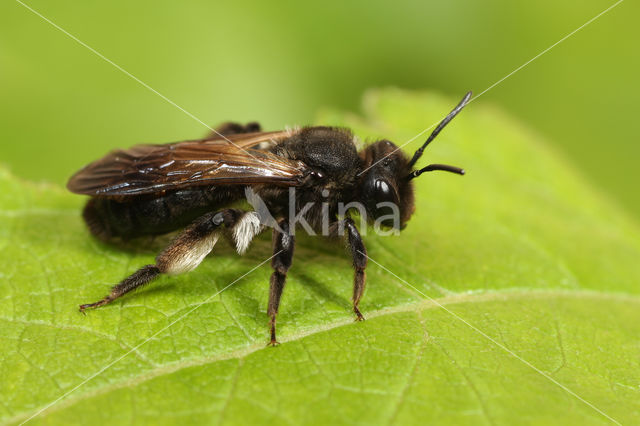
267,220 -> 295,346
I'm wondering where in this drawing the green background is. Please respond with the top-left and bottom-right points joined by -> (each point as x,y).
0,0 -> 638,218
3,87 -> 640,425
1,1 -> 640,425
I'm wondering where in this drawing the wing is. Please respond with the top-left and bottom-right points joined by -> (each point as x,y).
67,130 -> 308,196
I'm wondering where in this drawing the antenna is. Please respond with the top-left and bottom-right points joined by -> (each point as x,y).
407,91 -> 472,168
407,163 -> 465,180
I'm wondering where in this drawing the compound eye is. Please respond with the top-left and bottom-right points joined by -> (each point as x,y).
375,179 -> 390,196
374,179 -> 397,204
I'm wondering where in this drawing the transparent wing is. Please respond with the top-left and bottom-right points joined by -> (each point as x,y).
67,130 -> 308,196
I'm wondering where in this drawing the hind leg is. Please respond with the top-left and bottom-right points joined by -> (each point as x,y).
267,220 -> 295,346
79,209 -> 263,312
208,121 -> 261,138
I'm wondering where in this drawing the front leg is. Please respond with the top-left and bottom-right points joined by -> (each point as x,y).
267,220 -> 295,346
344,218 -> 367,321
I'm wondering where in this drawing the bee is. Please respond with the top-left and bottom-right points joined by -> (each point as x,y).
68,92 -> 471,345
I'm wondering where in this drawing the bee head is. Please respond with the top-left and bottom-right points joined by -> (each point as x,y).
359,140 -> 415,230
358,91 -> 472,231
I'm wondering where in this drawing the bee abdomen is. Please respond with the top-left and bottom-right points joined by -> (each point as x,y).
82,198 -> 115,241
82,197 -> 151,241
82,186 -> 244,241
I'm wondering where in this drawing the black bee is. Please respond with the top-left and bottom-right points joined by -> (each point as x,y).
68,92 -> 471,345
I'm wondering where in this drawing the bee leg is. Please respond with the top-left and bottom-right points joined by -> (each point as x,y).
208,121 -> 262,138
79,209 -> 250,313
267,220 -> 295,346
344,218 -> 367,321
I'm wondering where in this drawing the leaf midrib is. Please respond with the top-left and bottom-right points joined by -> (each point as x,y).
7,288 -> 639,425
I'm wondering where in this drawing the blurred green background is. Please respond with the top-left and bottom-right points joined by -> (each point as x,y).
1,0 -> 638,217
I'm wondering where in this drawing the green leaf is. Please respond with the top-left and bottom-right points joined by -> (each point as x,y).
2,89 -> 639,425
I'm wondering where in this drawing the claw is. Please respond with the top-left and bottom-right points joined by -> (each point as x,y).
79,299 -> 108,314
354,306 -> 365,322
269,318 -> 279,347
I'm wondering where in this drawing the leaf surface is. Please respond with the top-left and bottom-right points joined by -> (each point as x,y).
1,90 -> 639,425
